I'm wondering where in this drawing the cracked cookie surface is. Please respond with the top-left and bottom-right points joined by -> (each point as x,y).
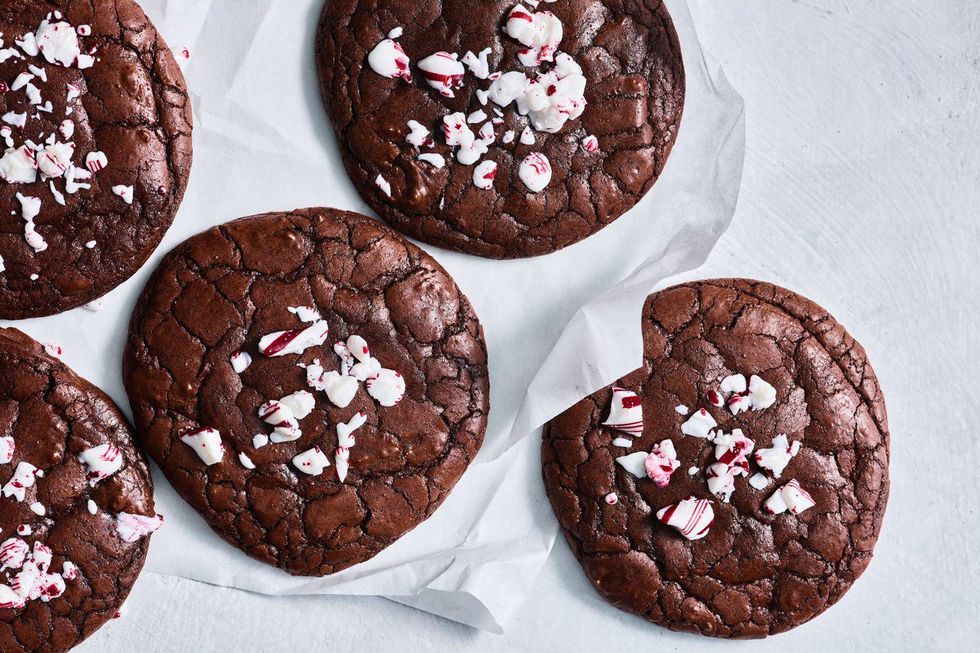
542,278 -> 889,638
0,327 -> 156,653
0,0 -> 192,318
316,0 -> 684,258
123,208 -> 489,576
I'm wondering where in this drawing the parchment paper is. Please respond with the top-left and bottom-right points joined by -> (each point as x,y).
5,0 -> 744,633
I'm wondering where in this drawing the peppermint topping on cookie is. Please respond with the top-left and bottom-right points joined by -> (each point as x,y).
238,452 -> 256,470
518,152 -> 551,192
258,321 -> 329,356
644,440 -> 680,488
443,113 -> 489,165
764,479 -> 815,515
335,446 -> 350,483
230,350 -> 252,373
713,428 -> 755,474
112,185 -> 134,204
504,4 -> 562,64
605,492 -> 618,505
258,400 -> 301,443
748,473 -> 769,490
337,412 -> 367,449
473,160 -> 497,189
0,538 -> 28,570
603,387 -> 644,435
706,462 -> 739,502
0,436 -> 13,464
754,434 -> 801,478
2,462 -> 39,501
680,408 -> 717,438
321,370 -> 359,408
278,390 -> 315,420
179,427 -> 224,466
418,52 -> 465,98
406,120 -> 433,148
611,436 -> 633,448
614,451 -> 649,478
115,512 -> 164,542
419,153 -> 446,168
78,444 -> 123,486
657,497 -> 715,540
366,369 -> 406,406
292,447 -> 331,476
287,305 -> 322,323
375,174 -> 392,197
462,47 -> 492,79
582,134 -> 599,152
748,374 -> 777,410
367,38 -> 412,82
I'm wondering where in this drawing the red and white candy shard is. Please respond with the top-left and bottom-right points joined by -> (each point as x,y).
333,340 -> 355,375
259,400 -> 301,444
2,461 -> 39,501
748,374 -> 777,410
406,120 -> 433,148
347,335 -> 370,362
115,512 -> 164,542
179,427 -> 224,466
367,38 -> 412,82
292,447 -> 331,476
17,525 -> 31,536
602,387 -> 643,435
473,160 -> 497,189
462,47 -> 492,79
0,147 -> 37,184
337,411 -> 367,449
680,408 -> 717,438
614,451 -> 649,478
77,443 -> 123,486
85,150 -> 107,172
0,538 -> 28,570
367,369 -> 406,406
582,134 -> 598,152
258,321 -> 329,357
754,433 -> 801,478
112,184 -> 133,204
764,479 -> 815,516
35,17 -> 82,67
351,356 -> 382,382
287,305 -> 322,323
605,492 -> 618,505
442,113 -> 488,165
713,428 -> 755,475
0,435 -> 14,464
519,152 -> 551,192
706,462 -> 738,502
62,561 -> 78,581
418,51 -> 465,98
657,496 -> 715,541
230,350 -> 252,373
335,446 -> 350,483
278,390 -> 315,420
322,370 -> 359,408
644,439 -> 680,488
504,4 -> 562,65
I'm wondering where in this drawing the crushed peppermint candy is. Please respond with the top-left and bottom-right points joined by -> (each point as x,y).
675,404 -> 690,415
258,321 -> 329,357
680,408 -> 717,438
472,160 -> 497,189
518,152 -> 551,192
706,462 -> 739,503
748,473 -> 769,490
462,47 -> 492,79
375,174 -> 392,197
77,443 -> 124,486
86,499 -> 97,514
748,374 -> 777,410
238,452 -> 256,470
115,512 -> 164,542
179,427 -> 224,466
605,492 -> 618,505
582,134 -> 599,152
602,387 -> 643,435
230,350 -> 252,373
764,479 -> 815,516
292,447 -> 331,476
0,436 -> 14,464
2,462 -> 40,502
657,497 -> 714,541
287,305 -> 322,323
418,152 -> 446,168
713,428 -> 755,475
614,451 -> 648,479
754,434 -> 801,478
406,120 -> 433,148
112,185 -> 134,204
417,52 -> 465,98
366,369 -> 406,407
644,440 -> 680,488
367,38 -> 412,82
610,437 -> 633,448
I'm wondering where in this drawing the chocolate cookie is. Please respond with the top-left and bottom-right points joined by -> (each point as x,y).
0,0 -> 192,318
543,279 -> 889,637
123,208 -> 489,576
316,0 -> 684,258
0,327 -> 160,653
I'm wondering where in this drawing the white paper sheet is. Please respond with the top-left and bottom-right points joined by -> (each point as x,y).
5,0 -> 744,633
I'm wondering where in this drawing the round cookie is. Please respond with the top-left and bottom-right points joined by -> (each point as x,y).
316,0 -> 684,258
123,208 -> 489,576
0,327 -> 160,653
0,1 -> 192,318
542,279 -> 889,638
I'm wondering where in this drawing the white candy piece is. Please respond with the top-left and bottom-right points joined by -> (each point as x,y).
375,174 -> 391,197
351,356 -> 382,382
367,38 -> 412,82
748,375 -> 777,410
367,369 -> 406,406
2,462 -> 39,502
87,500 -> 97,515
645,439 -> 680,488
292,447 -> 331,476
418,152 -> 446,168
77,444 -> 124,486
754,434 -> 801,478
657,497 -> 715,541
347,335 -> 371,362
417,52 -> 465,98
680,408 -> 717,438
279,391 -> 315,420
30,502 -> 45,516
112,185 -> 134,204
388,27 -> 403,39
0,436 -> 15,464
0,538 -> 28,570
258,401 -> 301,443
719,373 -> 747,394
602,387 -> 644,435
610,437 -> 633,448
258,321 -> 329,357
0,585 -> 25,610
675,405 -> 689,415
0,146 -> 38,183
462,47 -> 492,79
749,473 -> 770,490
518,152 -> 551,192
605,492 -> 618,505
442,113 -> 488,165
37,142 -> 74,178
288,305 -> 322,323
713,428 -> 755,474
335,446 -> 350,483
322,370 -> 359,408
406,120 -> 433,148
337,412 -> 368,448
764,479 -> 815,516
502,129 -> 516,143
472,160 -> 497,189
582,134 -> 599,152
16,192 -> 41,221
504,4 -> 563,64
706,462 -> 738,502
614,451 -> 649,479
35,19 -> 82,67
179,427 -> 224,466
239,452 -> 256,470
230,350 -> 252,373
252,433 -> 269,449
115,513 -> 164,543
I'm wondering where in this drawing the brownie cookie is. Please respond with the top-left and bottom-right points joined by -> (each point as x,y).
0,327 -> 160,653
0,0 -> 192,318
543,279 -> 889,637
123,208 -> 489,576
316,0 -> 684,258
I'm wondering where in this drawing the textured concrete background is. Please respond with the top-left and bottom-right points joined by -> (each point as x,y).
79,0 -> 978,650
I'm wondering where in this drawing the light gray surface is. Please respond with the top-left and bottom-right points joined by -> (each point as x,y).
78,0 -> 979,650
